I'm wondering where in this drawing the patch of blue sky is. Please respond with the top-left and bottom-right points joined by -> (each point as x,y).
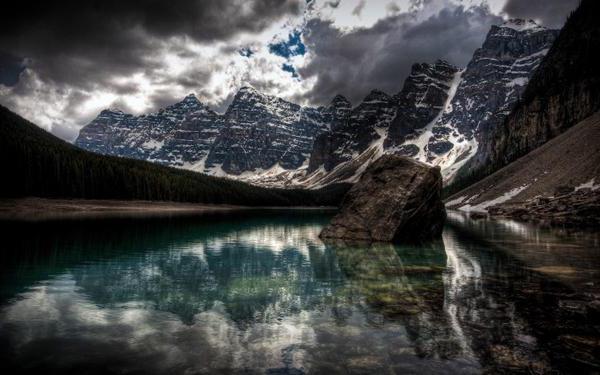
268,30 -> 306,58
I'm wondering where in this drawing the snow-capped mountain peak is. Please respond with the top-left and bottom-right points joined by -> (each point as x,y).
330,94 -> 352,108
500,19 -> 544,32
363,89 -> 391,102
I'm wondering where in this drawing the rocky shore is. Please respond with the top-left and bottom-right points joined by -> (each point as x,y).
487,188 -> 600,227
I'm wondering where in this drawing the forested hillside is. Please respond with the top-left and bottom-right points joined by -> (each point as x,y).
0,105 -> 350,206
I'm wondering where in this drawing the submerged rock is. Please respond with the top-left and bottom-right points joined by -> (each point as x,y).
320,155 -> 446,243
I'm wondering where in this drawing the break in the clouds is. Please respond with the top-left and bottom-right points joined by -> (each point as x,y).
0,0 -> 579,141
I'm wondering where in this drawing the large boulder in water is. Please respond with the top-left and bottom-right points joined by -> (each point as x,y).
320,155 -> 446,243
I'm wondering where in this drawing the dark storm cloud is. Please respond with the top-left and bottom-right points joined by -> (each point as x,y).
0,0 -> 302,90
0,51 -> 25,86
503,0 -> 580,29
299,4 -> 502,105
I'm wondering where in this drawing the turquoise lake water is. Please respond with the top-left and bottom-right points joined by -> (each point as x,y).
0,209 -> 598,374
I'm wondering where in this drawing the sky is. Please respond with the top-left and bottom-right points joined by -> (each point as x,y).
0,0 -> 579,141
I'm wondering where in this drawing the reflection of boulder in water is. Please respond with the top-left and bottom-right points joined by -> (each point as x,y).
326,239 -> 447,317
324,239 -> 469,360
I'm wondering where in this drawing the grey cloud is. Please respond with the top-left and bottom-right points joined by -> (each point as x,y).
147,90 -> 192,111
0,0 -> 302,139
299,4 -> 503,105
503,0 -> 579,29
0,0 -> 302,95
352,1 -> 367,16
387,2 -> 402,14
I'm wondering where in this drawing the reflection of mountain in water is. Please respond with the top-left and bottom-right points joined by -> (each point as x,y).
0,211 -> 598,373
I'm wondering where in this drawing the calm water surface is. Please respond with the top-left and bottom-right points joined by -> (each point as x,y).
0,210 -> 599,374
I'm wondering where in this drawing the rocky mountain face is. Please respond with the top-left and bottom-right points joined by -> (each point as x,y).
295,60 -> 460,188
451,19 -> 560,172
401,19 -> 558,180
384,60 -> 459,152
445,0 -> 600,226
302,20 -> 556,186
76,94 -> 223,166
485,0 -> 600,173
75,19 -> 558,188
204,87 -> 329,175
76,88 -> 330,175
307,89 -> 397,174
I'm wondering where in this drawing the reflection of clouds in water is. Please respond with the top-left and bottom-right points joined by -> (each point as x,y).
182,224 -> 325,260
1,274 -> 316,372
0,222 -> 328,372
196,303 -> 315,371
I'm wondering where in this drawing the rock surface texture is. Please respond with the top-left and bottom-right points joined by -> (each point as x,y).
320,155 -> 446,243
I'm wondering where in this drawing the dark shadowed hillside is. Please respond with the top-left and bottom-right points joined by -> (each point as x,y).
447,0 -> 600,196
0,105 -> 350,206
489,0 -> 600,168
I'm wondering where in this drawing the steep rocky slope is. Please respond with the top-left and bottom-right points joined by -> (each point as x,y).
445,0 -> 600,225
486,0 -> 600,172
204,87 -> 330,175
76,88 -> 330,175
298,20 -> 556,187
385,61 -> 459,151
446,111 -> 600,225
76,95 -> 223,166
303,60 -> 459,186
436,19 -> 558,172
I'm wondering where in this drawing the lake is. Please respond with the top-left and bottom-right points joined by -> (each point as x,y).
0,209 -> 599,374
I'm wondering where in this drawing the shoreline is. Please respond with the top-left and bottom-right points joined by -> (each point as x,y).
0,198 -> 336,221
0,198 -> 242,221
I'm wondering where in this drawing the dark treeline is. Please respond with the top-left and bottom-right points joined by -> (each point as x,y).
0,105 -> 350,206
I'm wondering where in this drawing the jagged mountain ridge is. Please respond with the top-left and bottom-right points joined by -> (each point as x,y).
76,94 -> 223,166
293,19 -> 557,187
203,86 -> 330,175
76,88 -> 332,176
75,19 -> 558,188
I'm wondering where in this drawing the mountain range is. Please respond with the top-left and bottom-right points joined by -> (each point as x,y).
75,19 -> 559,188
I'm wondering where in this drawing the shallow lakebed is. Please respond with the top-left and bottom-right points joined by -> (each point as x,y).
0,209 -> 598,374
